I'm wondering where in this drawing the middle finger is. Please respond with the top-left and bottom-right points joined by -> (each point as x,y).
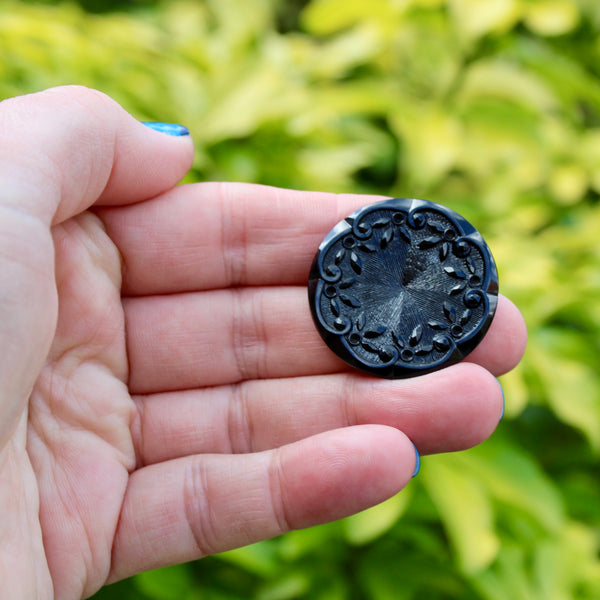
125,289 -> 522,394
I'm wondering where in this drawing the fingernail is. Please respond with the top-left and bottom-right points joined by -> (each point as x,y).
141,122 -> 190,137
496,377 -> 505,422
412,443 -> 421,478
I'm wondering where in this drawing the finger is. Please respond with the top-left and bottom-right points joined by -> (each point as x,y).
109,425 -> 417,581
0,85 -> 193,225
124,290 -> 524,393
124,286 -> 347,394
132,362 -> 503,467
97,182 -> 383,295
464,294 -> 527,374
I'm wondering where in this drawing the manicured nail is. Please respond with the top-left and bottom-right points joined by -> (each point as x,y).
141,122 -> 190,137
496,378 -> 505,422
412,443 -> 421,478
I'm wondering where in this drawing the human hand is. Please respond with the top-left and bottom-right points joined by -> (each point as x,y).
0,86 -> 526,600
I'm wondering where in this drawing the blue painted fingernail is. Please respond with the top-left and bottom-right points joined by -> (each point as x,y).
141,122 -> 190,137
412,443 -> 421,478
496,378 -> 505,422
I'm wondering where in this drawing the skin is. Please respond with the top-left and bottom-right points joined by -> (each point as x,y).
0,86 -> 527,600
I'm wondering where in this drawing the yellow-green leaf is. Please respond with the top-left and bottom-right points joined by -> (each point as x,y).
343,489 -> 412,545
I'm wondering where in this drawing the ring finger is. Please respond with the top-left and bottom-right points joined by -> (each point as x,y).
131,362 -> 504,466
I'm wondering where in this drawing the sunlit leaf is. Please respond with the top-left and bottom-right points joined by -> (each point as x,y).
421,456 -> 500,574
343,490 -> 412,545
524,0 -> 581,36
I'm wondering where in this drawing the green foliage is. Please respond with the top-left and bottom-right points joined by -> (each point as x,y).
1,0 -> 600,598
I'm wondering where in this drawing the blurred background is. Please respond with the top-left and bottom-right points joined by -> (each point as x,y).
2,0 -> 599,598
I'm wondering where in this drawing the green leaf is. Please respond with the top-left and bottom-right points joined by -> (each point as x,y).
542,358 -> 600,451
134,565 -> 197,600
421,455 -> 500,574
217,540 -> 280,578
343,489 -> 412,545
462,438 -> 565,533
523,0 -> 581,36
448,0 -> 521,40
256,573 -> 311,600
302,0 -> 403,35
529,328 -> 600,450
457,59 -> 558,112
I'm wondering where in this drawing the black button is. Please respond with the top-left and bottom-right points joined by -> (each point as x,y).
308,198 -> 499,378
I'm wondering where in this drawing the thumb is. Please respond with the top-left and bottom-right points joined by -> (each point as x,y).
0,85 -> 194,445
0,85 -> 194,225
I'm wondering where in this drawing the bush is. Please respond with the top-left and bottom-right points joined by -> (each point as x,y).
2,0 -> 599,598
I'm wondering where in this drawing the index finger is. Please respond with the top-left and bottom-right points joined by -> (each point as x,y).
98,182 -> 385,295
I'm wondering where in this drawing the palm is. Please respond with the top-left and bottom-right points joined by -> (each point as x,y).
0,88 -> 526,600
25,212 -> 133,599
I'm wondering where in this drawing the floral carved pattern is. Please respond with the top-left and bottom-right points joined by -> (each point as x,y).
309,198 -> 498,378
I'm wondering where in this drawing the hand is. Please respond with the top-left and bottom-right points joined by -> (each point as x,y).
0,86 -> 526,600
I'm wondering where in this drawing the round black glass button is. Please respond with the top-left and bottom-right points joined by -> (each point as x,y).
308,198 -> 499,379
